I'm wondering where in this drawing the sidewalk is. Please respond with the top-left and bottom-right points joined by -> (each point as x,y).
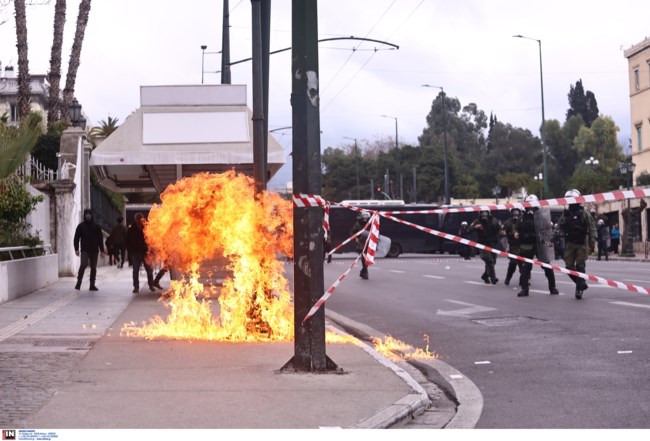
0,265 -> 459,429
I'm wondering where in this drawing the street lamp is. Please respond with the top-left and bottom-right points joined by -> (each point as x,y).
343,136 -> 360,199
201,45 -> 222,84
422,84 -> 450,205
585,156 -> 599,168
69,98 -> 82,128
513,34 -> 547,199
619,157 -> 636,256
533,172 -> 543,199
380,115 -> 402,200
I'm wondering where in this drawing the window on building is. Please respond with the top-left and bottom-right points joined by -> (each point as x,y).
10,103 -> 18,122
637,124 -> 643,152
634,68 -> 640,91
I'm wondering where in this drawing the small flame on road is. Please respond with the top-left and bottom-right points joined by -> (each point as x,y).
372,335 -> 437,361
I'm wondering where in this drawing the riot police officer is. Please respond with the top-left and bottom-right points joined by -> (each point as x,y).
502,207 -> 523,285
470,210 -> 502,284
559,189 -> 596,299
516,195 -> 559,297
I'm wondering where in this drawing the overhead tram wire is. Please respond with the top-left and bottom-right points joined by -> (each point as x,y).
321,0 -> 425,112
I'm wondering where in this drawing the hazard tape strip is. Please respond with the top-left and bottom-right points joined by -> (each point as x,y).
323,201 -> 330,241
326,215 -> 374,257
303,252 -> 363,324
380,212 -> 650,295
294,188 -> 650,215
364,212 -> 380,266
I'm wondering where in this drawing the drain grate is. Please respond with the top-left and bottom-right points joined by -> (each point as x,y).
32,340 -> 93,349
472,316 -> 546,327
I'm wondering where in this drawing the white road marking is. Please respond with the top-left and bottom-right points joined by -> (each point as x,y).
617,351 -> 633,354
423,274 -> 445,279
450,374 -> 464,379
474,361 -> 491,365
610,301 -> 650,310
624,279 -> 650,284
436,299 -> 497,317
388,269 -> 405,274
465,281 -> 496,286
529,289 -> 565,296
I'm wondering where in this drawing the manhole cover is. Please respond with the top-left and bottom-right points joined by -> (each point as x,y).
472,316 -> 546,327
33,340 -> 93,349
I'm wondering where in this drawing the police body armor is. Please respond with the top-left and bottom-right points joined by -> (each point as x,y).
534,208 -> 555,263
564,208 -> 587,245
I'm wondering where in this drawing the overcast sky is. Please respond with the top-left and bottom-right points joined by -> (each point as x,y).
1,0 -> 648,190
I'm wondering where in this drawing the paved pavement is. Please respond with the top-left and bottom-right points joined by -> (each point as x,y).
0,264 -> 461,429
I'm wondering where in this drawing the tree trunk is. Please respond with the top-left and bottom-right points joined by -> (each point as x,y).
47,0 -> 67,128
63,0 -> 92,123
14,0 -> 31,121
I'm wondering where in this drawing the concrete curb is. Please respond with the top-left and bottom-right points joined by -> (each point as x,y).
326,309 -> 484,429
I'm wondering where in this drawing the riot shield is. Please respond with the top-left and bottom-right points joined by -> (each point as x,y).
534,208 -> 555,263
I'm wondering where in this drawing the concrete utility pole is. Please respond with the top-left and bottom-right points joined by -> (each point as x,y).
251,0 -> 269,191
284,0 -> 337,372
221,0 -> 231,84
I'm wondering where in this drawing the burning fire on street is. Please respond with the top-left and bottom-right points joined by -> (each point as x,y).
121,171 -> 294,342
120,171 -> 436,361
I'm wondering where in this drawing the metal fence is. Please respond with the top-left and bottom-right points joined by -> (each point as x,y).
15,156 -> 57,182
0,244 -> 53,260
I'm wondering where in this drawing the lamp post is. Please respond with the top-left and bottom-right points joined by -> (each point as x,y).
619,157 -> 636,256
513,34 -> 547,199
422,84 -> 449,205
380,115 -> 402,200
344,137 -> 360,199
69,98 -> 82,127
201,45 -> 222,84
492,185 -> 501,204
585,157 -> 599,195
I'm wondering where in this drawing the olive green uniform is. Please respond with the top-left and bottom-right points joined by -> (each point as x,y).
559,205 -> 596,298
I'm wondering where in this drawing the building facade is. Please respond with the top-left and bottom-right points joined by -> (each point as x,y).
624,37 -> 650,182
0,65 -> 49,125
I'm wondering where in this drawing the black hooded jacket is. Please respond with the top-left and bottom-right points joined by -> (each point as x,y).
74,209 -> 105,253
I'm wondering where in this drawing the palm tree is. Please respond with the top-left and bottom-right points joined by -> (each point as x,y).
90,116 -> 119,137
0,112 -> 42,179
13,0 -> 31,121
47,0 -> 67,128
63,0 -> 92,122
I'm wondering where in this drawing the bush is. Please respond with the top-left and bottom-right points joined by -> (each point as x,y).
0,175 -> 44,248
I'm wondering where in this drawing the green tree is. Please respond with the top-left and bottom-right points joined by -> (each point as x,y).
0,112 -> 42,179
636,171 -> 650,186
566,79 -> 599,128
90,116 -> 120,137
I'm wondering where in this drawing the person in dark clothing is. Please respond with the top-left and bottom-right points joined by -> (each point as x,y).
470,210 -> 502,284
73,208 -> 106,291
502,208 -> 523,285
596,219 -> 610,261
108,215 -> 128,268
126,212 -> 155,294
351,211 -> 371,279
458,221 -> 473,260
516,196 -> 559,297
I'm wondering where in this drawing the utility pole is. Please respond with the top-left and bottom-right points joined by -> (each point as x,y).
251,0 -> 266,191
284,0 -> 337,372
220,0 -> 231,84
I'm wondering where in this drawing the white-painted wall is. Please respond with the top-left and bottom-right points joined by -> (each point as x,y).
0,254 -> 59,304
26,185 -> 51,246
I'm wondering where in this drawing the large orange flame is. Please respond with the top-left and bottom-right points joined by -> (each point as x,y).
121,171 -> 294,341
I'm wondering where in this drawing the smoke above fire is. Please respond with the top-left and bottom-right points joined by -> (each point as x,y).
121,171 -> 294,341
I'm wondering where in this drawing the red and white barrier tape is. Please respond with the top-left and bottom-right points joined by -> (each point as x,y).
326,215 -> 373,257
293,188 -> 650,215
364,213 -> 380,266
323,201 -> 331,241
303,252 -> 363,324
380,212 -> 650,295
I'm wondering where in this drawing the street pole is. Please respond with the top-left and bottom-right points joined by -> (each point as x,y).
514,35 -> 547,198
370,178 -> 374,199
221,0 -> 231,84
380,115 -> 400,200
344,137 -> 360,199
251,0 -> 266,191
412,166 -> 417,203
285,0 -> 336,372
201,45 -> 207,84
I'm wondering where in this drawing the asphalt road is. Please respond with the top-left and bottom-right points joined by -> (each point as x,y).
324,254 -> 650,428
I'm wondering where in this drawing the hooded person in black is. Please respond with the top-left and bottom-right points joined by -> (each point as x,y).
73,208 -> 106,291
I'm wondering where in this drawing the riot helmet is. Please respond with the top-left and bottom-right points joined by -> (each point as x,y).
564,189 -> 581,198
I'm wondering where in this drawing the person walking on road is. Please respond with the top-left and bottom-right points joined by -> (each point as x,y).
502,208 -> 523,285
73,208 -> 106,291
558,189 -> 596,299
126,213 -> 155,293
516,195 -> 559,297
610,223 -> 620,254
458,221 -> 473,260
596,219 -> 610,261
108,215 -> 128,268
351,211 -> 371,279
471,210 -> 502,284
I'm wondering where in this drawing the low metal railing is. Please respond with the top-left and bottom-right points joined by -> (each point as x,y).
0,244 -> 53,260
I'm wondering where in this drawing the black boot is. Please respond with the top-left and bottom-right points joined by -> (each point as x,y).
549,286 -> 559,295
481,273 -> 489,284
517,288 -> 529,297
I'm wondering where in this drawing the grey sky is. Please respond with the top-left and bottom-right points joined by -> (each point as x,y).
1,0 -> 647,190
